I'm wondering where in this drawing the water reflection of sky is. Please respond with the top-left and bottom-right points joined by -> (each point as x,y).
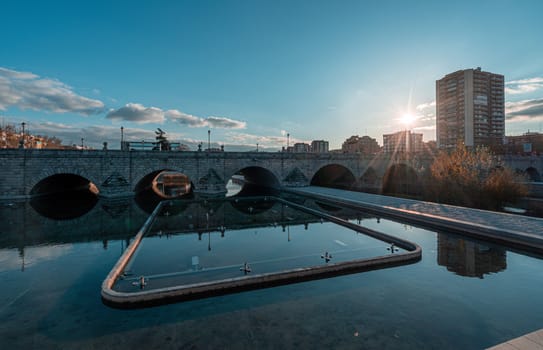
0,244 -> 73,272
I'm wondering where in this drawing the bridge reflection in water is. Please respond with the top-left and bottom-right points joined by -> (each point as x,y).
3,191 -> 512,284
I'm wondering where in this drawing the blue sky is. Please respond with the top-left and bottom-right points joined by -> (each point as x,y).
1,0 -> 543,150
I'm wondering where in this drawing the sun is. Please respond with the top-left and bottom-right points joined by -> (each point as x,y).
400,113 -> 415,126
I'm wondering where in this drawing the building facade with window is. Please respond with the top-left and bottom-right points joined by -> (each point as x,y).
383,130 -> 423,154
436,67 -> 504,149
341,135 -> 380,155
311,140 -> 329,153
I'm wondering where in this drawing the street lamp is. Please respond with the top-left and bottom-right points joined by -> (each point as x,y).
20,122 -> 26,149
256,143 -> 259,152
120,126 -> 124,150
208,129 -> 211,151
81,138 -> 84,149
287,133 -> 290,152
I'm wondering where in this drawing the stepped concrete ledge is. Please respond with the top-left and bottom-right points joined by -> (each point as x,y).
288,186 -> 543,253
487,328 -> 543,349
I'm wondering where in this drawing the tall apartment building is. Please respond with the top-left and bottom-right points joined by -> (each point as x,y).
383,130 -> 423,154
311,140 -> 329,153
436,67 -> 505,149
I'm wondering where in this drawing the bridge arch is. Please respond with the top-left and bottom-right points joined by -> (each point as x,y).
29,172 -> 100,220
29,168 -> 101,197
134,168 -> 193,197
226,166 -> 281,196
382,163 -> 421,197
310,164 -> 356,189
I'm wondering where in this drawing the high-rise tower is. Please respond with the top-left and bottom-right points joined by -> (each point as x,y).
436,67 -> 504,149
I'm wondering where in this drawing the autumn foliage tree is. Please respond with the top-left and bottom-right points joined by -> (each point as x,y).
425,145 -> 528,210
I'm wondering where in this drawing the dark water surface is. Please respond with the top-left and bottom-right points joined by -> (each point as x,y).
1,194 -> 542,349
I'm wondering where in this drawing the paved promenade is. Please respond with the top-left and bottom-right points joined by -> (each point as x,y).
487,328 -> 543,349
289,186 -> 543,252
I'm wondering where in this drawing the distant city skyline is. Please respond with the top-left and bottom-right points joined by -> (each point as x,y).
1,0 -> 542,150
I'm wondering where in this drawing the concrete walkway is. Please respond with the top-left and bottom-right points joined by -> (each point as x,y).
487,328 -> 543,349
289,187 -> 543,252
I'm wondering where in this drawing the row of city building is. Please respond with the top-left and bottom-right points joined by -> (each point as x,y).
285,132 -> 428,155
290,67 -> 542,155
287,129 -> 543,156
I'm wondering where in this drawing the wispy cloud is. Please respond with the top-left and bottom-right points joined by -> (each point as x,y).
505,77 -> 543,95
106,103 -> 165,124
415,100 -> 436,112
166,110 -> 246,129
107,103 -> 247,129
413,125 -> 436,131
29,121 -> 158,147
415,100 -> 436,121
225,131 -> 302,149
206,116 -> 246,129
0,67 -> 105,115
506,98 -> 543,122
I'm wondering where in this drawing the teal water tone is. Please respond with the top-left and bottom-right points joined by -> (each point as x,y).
1,196 -> 542,349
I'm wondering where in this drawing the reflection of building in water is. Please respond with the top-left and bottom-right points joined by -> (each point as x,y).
153,171 -> 191,197
437,234 -> 506,278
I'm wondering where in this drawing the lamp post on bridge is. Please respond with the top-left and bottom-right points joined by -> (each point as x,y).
208,129 -> 211,151
19,122 -> 26,149
120,126 -> 124,150
287,133 -> 290,152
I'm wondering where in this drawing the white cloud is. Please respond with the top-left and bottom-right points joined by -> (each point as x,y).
0,67 -> 105,115
415,100 -> 436,112
505,98 -> 543,121
106,103 -> 165,124
505,77 -> 543,95
166,110 -> 246,129
165,109 -> 204,126
206,116 -> 246,129
107,103 -> 247,129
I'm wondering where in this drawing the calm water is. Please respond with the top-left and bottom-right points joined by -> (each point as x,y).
115,200 -> 407,293
1,194 -> 542,349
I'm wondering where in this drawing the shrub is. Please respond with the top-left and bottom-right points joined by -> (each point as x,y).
425,145 -> 528,210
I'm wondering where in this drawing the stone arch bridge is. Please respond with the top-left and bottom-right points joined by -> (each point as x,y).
0,149 -> 541,199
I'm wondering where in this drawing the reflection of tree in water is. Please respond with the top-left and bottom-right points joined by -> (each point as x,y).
437,233 -> 506,278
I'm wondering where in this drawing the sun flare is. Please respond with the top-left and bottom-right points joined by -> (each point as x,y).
400,113 -> 415,126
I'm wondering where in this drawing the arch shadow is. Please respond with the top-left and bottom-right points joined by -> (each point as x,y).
382,164 -> 421,197
310,164 -> 356,190
227,166 -> 281,197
